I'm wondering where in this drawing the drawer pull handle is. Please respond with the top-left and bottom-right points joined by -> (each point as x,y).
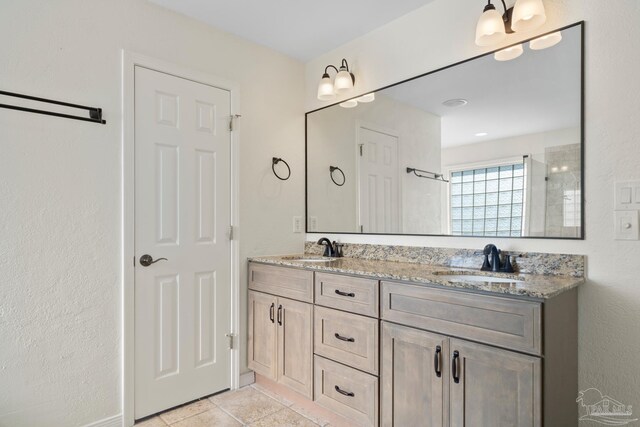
452,350 -> 460,384
334,333 -> 355,343
335,385 -> 355,397
277,305 -> 283,326
335,289 -> 355,297
434,345 -> 442,378
269,303 -> 275,323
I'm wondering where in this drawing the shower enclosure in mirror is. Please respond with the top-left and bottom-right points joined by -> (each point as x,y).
306,22 -> 583,239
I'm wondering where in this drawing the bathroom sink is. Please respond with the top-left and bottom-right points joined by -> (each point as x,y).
436,274 -> 525,284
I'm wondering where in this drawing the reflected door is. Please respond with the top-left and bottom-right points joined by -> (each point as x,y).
134,67 -> 231,418
358,127 -> 400,233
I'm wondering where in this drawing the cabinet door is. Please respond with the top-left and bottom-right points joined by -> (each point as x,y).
381,322 -> 449,427
450,339 -> 541,427
277,297 -> 313,399
248,291 -> 277,380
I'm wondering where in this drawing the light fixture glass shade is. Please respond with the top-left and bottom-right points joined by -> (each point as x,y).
357,93 -> 375,103
317,74 -> 335,101
494,44 -> 524,61
530,31 -> 562,50
334,68 -> 354,94
475,7 -> 507,46
512,0 -> 546,32
339,99 -> 358,108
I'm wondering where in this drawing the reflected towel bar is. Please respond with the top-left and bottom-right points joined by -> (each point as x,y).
406,167 -> 449,183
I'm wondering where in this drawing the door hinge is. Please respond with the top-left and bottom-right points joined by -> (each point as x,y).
360,225 -> 364,233
228,225 -> 234,240
359,144 -> 364,156
225,333 -> 234,349
229,114 -> 242,131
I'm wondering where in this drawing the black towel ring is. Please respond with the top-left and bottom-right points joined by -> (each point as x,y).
329,166 -> 346,187
272,157 -> 291,181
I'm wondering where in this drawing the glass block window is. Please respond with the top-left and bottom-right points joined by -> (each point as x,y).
450,163 -> 525,237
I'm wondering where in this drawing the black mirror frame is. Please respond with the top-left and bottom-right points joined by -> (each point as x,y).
305,21 -> 585,240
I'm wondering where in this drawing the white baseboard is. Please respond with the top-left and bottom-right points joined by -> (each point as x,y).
239,371 -> 255,387
83,414 -> 122,427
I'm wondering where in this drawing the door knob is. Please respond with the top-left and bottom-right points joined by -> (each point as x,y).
139,254 -> 168,267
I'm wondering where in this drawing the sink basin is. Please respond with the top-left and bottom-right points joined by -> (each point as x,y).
281,256 -> 337,263
437,274 -> 524,284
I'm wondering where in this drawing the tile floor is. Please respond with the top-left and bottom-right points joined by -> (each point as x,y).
136,384 -> 333,427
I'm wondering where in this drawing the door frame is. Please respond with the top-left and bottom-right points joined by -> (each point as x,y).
121,51 -> 241,427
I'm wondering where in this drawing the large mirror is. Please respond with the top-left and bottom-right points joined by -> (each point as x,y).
306,23 -> 583,239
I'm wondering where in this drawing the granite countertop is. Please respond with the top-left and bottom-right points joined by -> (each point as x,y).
249,254 -> 585,300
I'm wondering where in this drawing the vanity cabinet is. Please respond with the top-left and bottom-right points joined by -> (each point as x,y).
248,261 -> 578,427
313,272 -> 380,426
315,272 -> 379,317
248,291 -> 313,398
247,291 -> 278,379
381,322 -> 540,426
381,322 -> 448,427
448,338 -> 540,427
248,263 -> 314,399
381,281 -> 541,355
381,280 -> 576,427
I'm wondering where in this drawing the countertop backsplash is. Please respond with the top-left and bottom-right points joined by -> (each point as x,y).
303,242 -> 585,278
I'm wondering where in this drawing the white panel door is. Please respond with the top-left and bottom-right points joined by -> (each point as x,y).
358,127 -> 400,233
134,66 -> 231,419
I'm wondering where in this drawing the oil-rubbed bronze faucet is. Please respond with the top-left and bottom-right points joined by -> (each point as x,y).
316,238 -> 344,258
481,244 -> 514,273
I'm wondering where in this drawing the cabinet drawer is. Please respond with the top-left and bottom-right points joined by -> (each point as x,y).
314,306 -> 379,375
314,356 -> 379,427
381,282 -> 541,355
315,273 -> 378,317
249,263 -> 314,303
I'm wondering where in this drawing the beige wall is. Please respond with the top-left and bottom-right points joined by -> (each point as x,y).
0,1 -> 305,425
305,0 -> 640,408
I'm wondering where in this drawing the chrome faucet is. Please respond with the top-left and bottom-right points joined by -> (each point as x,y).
316,238 -> 343,258
481,244 -> 514,273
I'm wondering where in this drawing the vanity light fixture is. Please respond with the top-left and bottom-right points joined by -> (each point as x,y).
357,93 -> 375,103
493,29 -> 562,62
494,43 -> 524,61
475,1 -> 509,46
530,31 -> 562,50
511,0 -> 546,32
475,0 -> 547,48
338,93 -> 376,109
317,74 -> 335,101
316,58 -> 356,101
339,99 -> 358,108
